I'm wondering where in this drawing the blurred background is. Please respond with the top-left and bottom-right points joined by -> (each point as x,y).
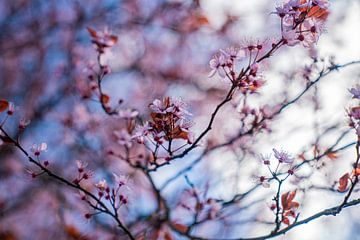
0,0 -> 359,239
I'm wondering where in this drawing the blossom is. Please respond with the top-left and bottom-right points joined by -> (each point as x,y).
132,122 -> 152,144
220,46 -> 245,62
113,173 -> 132,190
95,179 -> 108,192
260,154 -> 271,165
171,97 -> 192,118
118,109 -> 139,119
349,84 -> 360,99
150,97 -> 194,143
282,29 -> 300,46
19,118 -> 31,130
149,98 -> 174,114
7,102 -> 15,115
255,176 -> 270,188
208,53 -> 227,78
76,160 -> 88,173
114,129 -> 133,148
273,148 -> 294,164
31,143 -> 47,156
350,107 -> 360,120
273,6 -> 291,18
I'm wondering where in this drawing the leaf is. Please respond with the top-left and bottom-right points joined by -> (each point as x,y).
101,94 -> 110,104
164,232 -> 174,240
326,151 -> 338,160
0,99 -> 9,113
308,6 -> 329,20
281,191 -> 298,211
172,223 -> 188,233
299,0 -> 329,20
196,15 -> 209,25
353,166 -> 360,176
110,35 -> 118,44
338,173 -> 349,192
86,27 -> 98,38
64,225 -> 81,238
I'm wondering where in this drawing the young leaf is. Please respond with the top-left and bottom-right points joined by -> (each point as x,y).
0,99 -> 9,113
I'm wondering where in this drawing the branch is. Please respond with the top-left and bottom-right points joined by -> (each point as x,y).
0,126 -> 135,240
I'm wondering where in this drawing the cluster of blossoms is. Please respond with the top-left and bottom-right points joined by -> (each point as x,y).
178,187 -> 221,221
256,148 -> 295,188
274,0 -> 329,47
133,97 -> 194,153
208,1 -> 329,96
238,104 -> 281,134
209,46 -> 265,94
83,174 -> 131,220
348,84 -> 360,137
73,160 -> 93,185
338,85 -> 360,192
77,28 -> 120,114
94,174 -> 130,205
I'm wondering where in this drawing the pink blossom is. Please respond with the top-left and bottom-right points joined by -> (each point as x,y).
19,118 -> 31,130
350,107 -> 360,120
349,84 -> 360,99
171,97 -> 192,118
113,173 -> 132,190
220,46 -> 245,62
255,176 -> 270,188
132,122 -> 152,144
260,154 -> 271,165
76,160 -> 88,173
149,99 -> 174,114
118,109 -> 139,119
114,129 -> 133,148
273,148 -> 294,164
95,179 -> 108,192
282,29 -> 300,46
273,6 -> 291,18
7,102 -> 15,115
208,53 -> 227,78
31,143 -> 48,156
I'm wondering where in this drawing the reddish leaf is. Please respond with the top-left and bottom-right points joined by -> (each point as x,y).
164,232 -> 173,240
281,191 -> 298,211
196,15 -> 209,25
101,94 -> 110,104
326,151 -> 338,160
353,166 -> 360,176
172,223 -> 188,233
0,99 -> 9,113
86,27 -> 98,38
338,173 -> 349,192
110,35 -> 118,44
